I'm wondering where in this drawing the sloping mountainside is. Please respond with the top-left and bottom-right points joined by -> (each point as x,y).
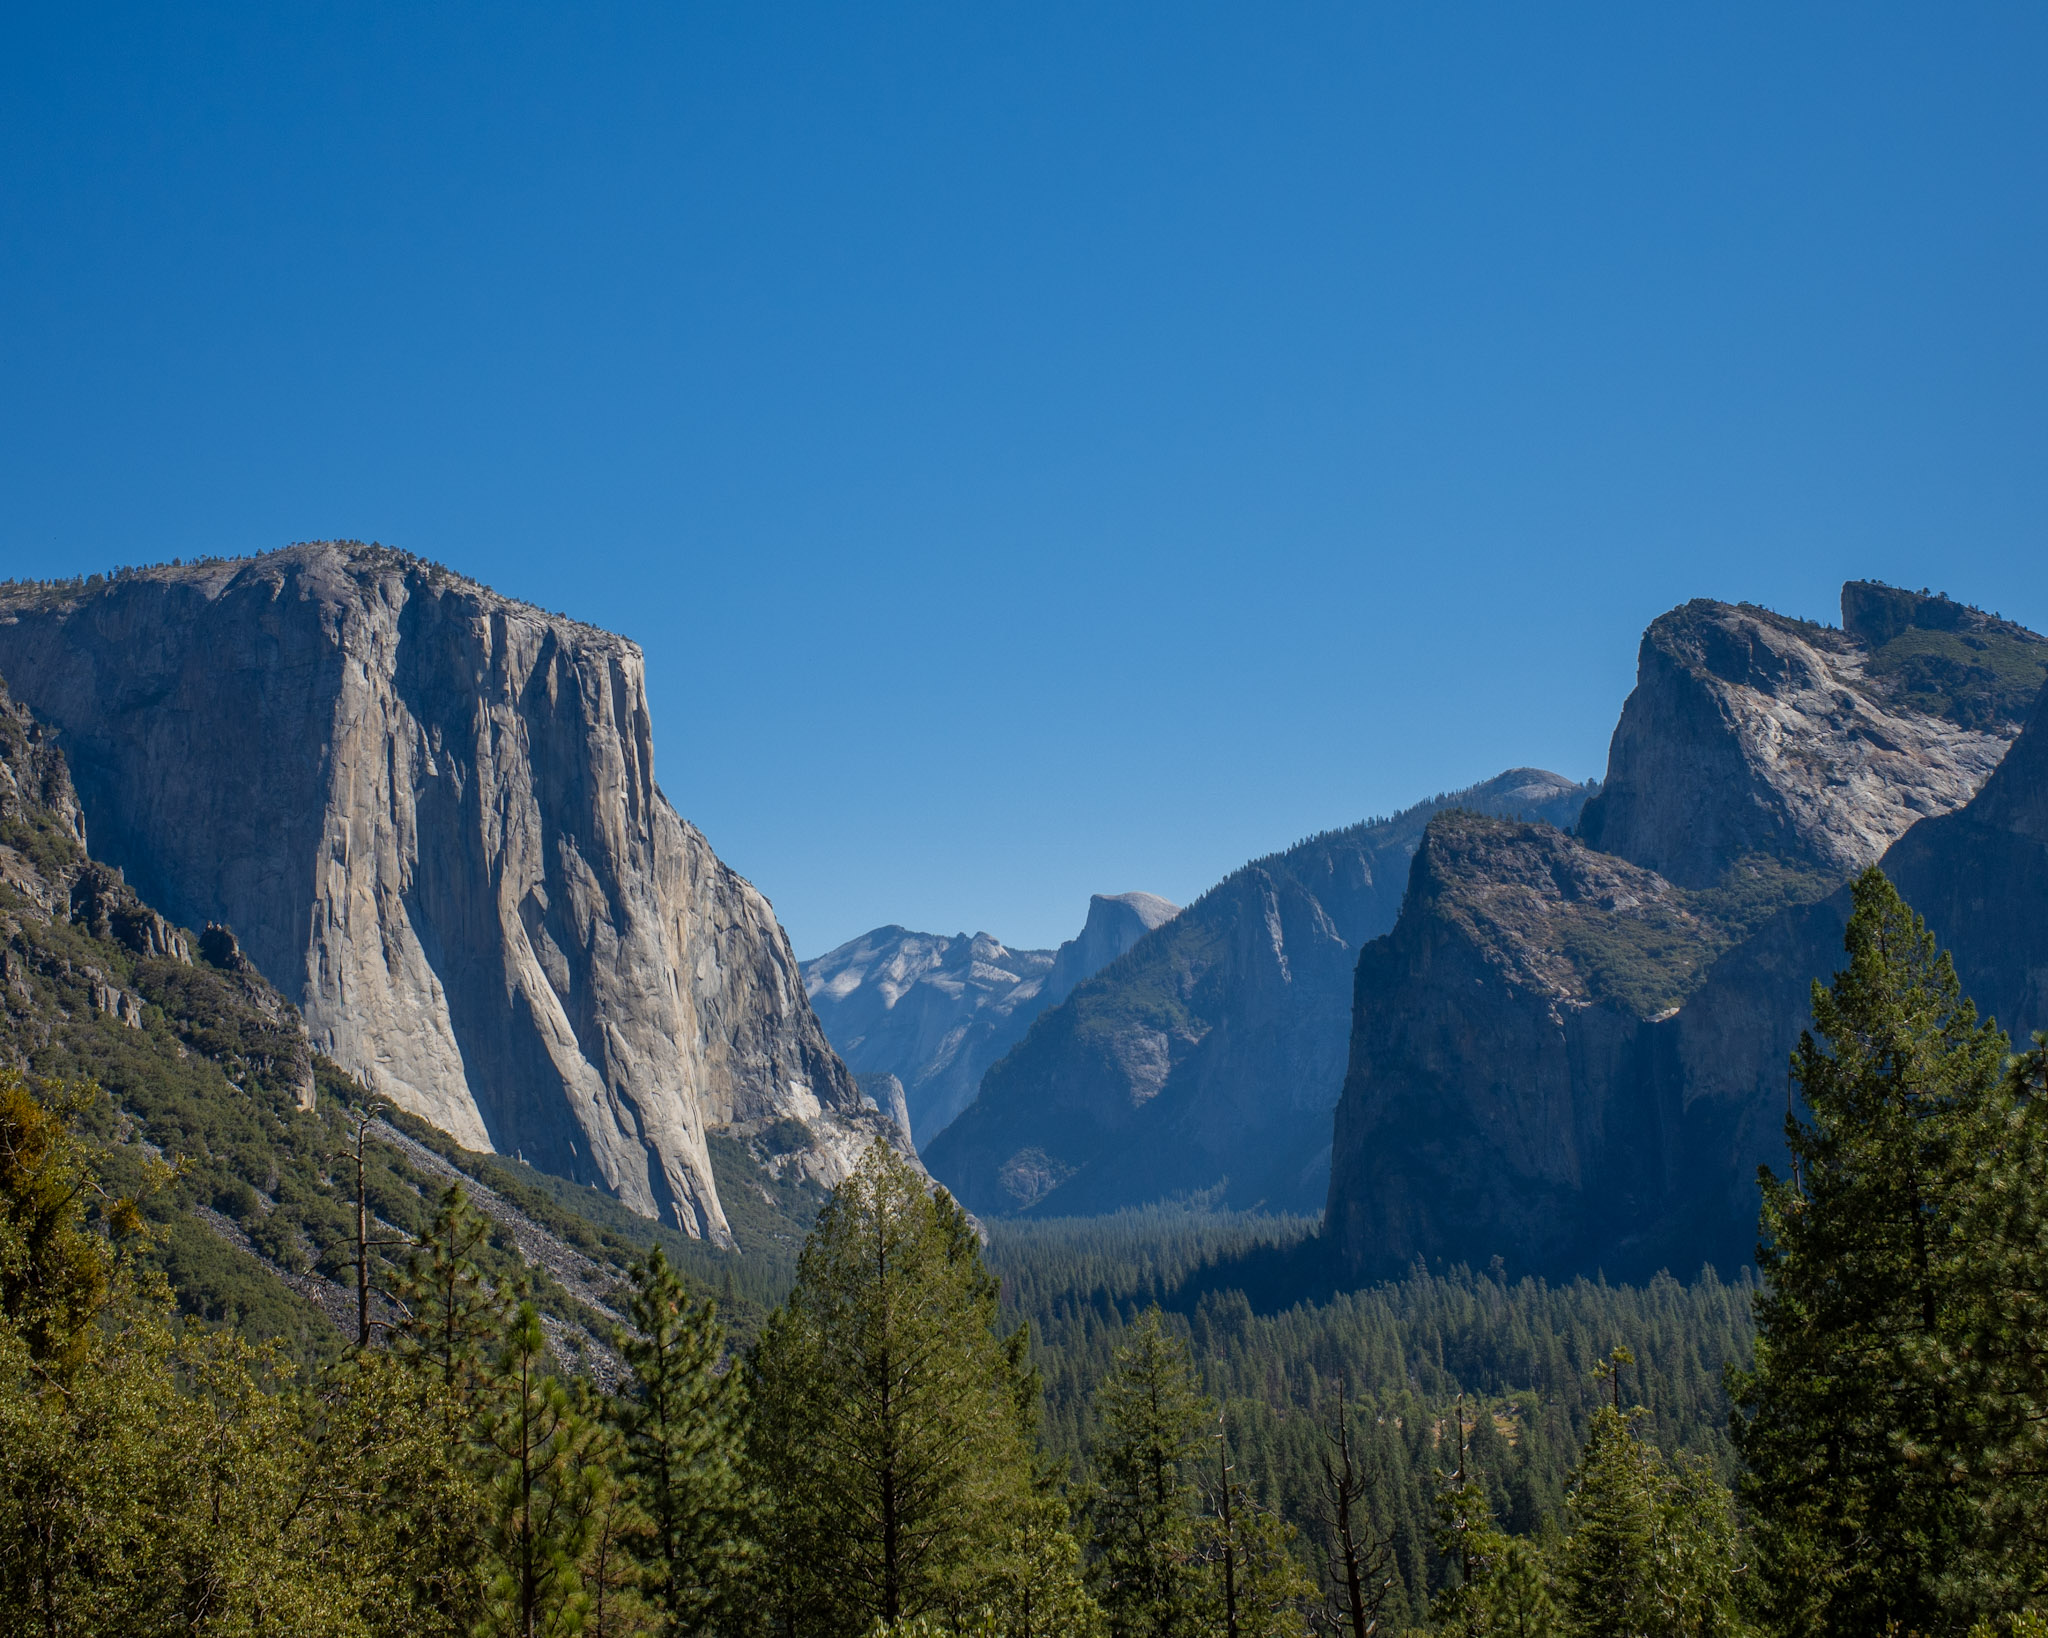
925,770 -> 1593,1218
0,665 -> 764,1366
1327,583 -> 2048,1282
802,891 -> 1179,1146
0,544 -> 899,1246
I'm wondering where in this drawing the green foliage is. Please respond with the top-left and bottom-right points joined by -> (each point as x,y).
615,1247 -> 748,1630
745,1145 -> 1049,1633
1088,1308 -> 1215,1638
1732,867 -> 2011,1635
1945,1033 -> 2048,1599
477,1302 -> 614,1637
991,1209 -> 1755,1628
1556,1405 -> 1659,1636
1861,622 -> 2048,729
0,1071 -> 139,1371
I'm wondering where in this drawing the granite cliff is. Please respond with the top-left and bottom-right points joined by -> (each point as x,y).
801,890 -> 1180,1146
0,544 -> 899,1244
925,770 -> 1593,1217
1326,584 -> 2048,1282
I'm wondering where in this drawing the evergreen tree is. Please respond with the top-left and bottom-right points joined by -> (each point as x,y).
477,1301 -> 612,1638
375,1182 -> 510,1633
1556,1404 -> 1658,1637
972,1491 -> 1106,1638
1945,1031 -> 2048,1605
393,1184 -> 508,1434
1730,868 -> 2009,1635
1429,1396 -> 1553,1638
1088,1307 -> 1212,1638
614,1246 -> 748,1631
1650,1452 -> 1747,1638
745,1142 -> 1044,1635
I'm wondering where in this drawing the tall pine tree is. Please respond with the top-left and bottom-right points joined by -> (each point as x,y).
1731,867 -> 2008,1635
745,1142 -> 1044,1635
614,1247 -> 747,1631
1089,1308 -> 1213,1638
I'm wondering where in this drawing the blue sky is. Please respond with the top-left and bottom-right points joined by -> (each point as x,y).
4,4 -> 2045,954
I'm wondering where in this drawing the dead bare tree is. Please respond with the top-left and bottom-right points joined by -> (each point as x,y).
1315,1384 -> 1396,1638
344,1105 -> 410,1347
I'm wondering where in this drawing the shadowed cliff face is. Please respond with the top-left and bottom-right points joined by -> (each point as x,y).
1328,583 -> 2048,1283
802,891 -> 1180,1148
1325,815 -> 1704,1277
0,544 -> 895,1243
925,769 -> 1594,1218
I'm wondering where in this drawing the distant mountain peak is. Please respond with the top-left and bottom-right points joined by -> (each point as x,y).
801,889 -> 1179,1148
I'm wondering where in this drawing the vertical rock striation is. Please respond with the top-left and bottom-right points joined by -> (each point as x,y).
0,544 -> 892,1242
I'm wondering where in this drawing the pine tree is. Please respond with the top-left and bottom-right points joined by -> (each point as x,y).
614,1246 -> 747,1631
974,1490 -> 1106,1637
1088,1308 -> 1212,1638
1429,1395 -> 1550,1638
745,1142 -> 1042,1635
393,1183 -> 509,1435
1651,1451 -> 1747,1638
1730,868 -> 2008,1635
477,1301 -> 611,1638
1557,1404 -> 1658,1637
1198,1412 -> 1313,1638
377,1182 -> 510,1633
1949,1032 -> 2048,1605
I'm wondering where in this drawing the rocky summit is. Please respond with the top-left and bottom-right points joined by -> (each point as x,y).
0,544 -> 901,1244
802,890 -> 1180,1147
1325,583 -> 2048,1282
924,769 -> 1593,1217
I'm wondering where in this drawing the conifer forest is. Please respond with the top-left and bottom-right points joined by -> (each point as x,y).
2,867 -> 2046,1636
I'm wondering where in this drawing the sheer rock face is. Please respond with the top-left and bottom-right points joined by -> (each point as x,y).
925,770 -> 1593,1218
1577,595 -> 2022,888
1042,893 -> 1182,1006
1325,816 -> 1703,1277
0,544 -> 889,1242
802,892 -> 1179,1148
1328,584 -> 2047,1282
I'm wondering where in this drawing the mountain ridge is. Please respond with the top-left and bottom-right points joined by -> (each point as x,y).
802,890 -> 1180,1145
1326,582 -> 2048,1282
925,768 -> 1595,1217
0,542 -> 901,1244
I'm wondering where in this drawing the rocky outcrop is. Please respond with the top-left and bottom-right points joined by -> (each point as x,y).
0,544 -> 896,1242
855,1073 -> 916,1147
1324,813 -> 1729,1277
0,664 -> 319,1109
802,891 -> 1180,1146
1042,892 -> 1182,1006
1577,589 -> 2039,888
926,770 -> 1593,1217
1327,584 -> 2048,1282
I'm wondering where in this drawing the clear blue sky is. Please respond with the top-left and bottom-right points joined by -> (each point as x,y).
4,5 -> 2045,955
